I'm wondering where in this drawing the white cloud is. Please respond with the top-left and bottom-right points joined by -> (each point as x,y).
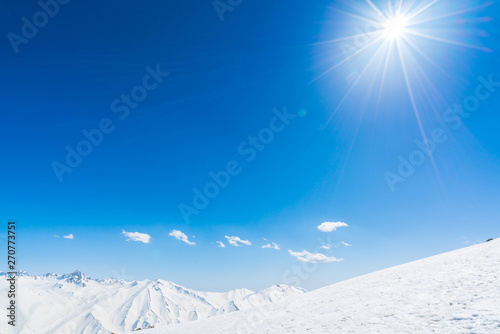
225,236 -> 251,247
262,242 -> 280,250
341,241 -> 352,247
169,230 -> 195,245
63,234 -> 74,240
54,235 -> 60,238
320,245 -> 331,250
122,230 -> 151,244
288,250 -> 343,263
217,241 -> 226,248
317,222 -> 348,232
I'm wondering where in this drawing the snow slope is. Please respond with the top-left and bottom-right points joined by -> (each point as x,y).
129,238 -> 500,334
0,271 -> 305,334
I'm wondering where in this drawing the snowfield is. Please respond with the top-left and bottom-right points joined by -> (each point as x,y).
0,272 -> 305,334
125,238 -> 500,334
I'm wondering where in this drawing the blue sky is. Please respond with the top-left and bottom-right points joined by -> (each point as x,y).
1,0 -> 500,292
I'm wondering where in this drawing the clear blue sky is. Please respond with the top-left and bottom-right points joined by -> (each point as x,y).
1,0 -> 499,292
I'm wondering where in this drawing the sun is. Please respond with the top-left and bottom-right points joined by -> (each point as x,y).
383,14 -> 409,40
314,0 -> 492,141
314,0 -> 492,107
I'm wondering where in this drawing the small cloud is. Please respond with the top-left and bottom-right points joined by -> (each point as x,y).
54,235 -> 60,238
262,242 -> 280,250
63,234 -> 74,240
225,236 -> 251,247
341,241 -> 351,247
169,229 -> 195,246
317,222 -> 348,232
122,230 -> 151,244
320,245 -> 331,250
217,241 -> 226,248
288,250 -> 343,263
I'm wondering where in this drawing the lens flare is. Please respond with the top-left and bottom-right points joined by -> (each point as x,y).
314,0 -> 492,123
313,0 -> 491,184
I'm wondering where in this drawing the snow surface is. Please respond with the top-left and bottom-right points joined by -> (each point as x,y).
0,271 -> 305,333
124,238 -> 500,334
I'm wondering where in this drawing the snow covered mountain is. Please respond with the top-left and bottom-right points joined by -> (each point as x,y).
127,238 -> 500,334
0,271 -> 305,334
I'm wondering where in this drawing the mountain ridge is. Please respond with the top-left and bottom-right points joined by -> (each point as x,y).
0,270 -> 306,333
126,238 -> 500,334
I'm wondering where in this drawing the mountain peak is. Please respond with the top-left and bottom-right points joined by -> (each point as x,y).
60,270 -> 92,286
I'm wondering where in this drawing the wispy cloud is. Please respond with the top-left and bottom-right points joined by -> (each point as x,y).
317,221 -> 348,232
225,235 -> 251,247
262,242 -> 280,250
122,230 -> 152,244
288,250 -> 343,263
217,241 -> 225,248
341,241 -> 351,247
169,229 -> 195,245
320,245 -> 331,250
55,234 -> 74,239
